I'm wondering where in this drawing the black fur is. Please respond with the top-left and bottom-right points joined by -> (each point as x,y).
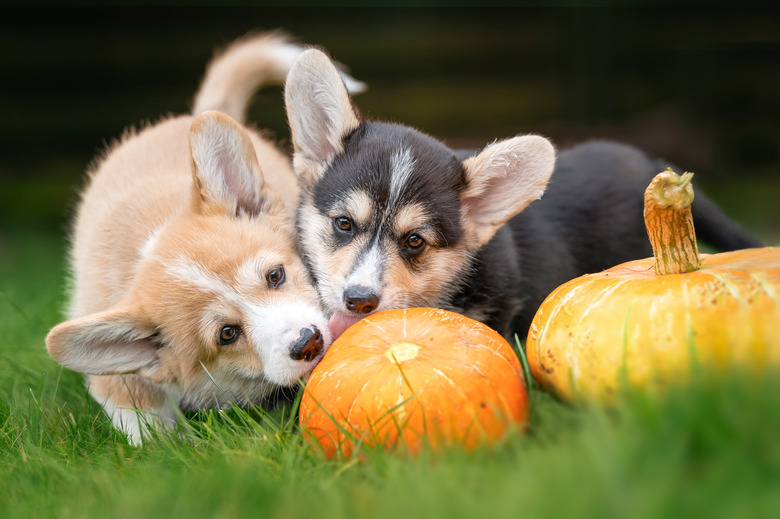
314,122 -> 466,235
453,140 -> 763,337
310,121 -> 467,269
303,122 -> 761,340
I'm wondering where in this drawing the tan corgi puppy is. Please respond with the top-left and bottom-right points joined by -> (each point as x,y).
45,33 -> 365,445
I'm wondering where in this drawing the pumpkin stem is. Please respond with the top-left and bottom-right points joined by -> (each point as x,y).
643,168 -> 701,275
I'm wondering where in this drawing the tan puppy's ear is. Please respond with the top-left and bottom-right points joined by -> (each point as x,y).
285,49 -> 362,185
461,135 -> 556,248
189,110 -> 283,217
46,306 -> 164,381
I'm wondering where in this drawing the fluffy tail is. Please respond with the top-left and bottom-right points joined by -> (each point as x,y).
692,192 -> 765,250
192,31 -> 366,124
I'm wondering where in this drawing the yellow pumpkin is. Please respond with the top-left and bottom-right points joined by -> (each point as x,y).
526,169 -> 780,402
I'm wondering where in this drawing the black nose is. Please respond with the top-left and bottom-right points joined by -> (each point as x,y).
289,326 -> 324,362
343,285 -> 379,314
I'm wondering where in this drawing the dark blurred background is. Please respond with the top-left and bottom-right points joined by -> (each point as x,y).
1,3 -> 779,242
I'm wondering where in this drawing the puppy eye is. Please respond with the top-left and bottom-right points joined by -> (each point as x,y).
404,233 -> 426,251
266,265 -> 286,289
334,216 -> 353,233
218,325 -> 241,346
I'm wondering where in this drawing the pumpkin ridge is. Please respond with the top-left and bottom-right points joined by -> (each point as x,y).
682,275 -> 693,341
392,349 -> 418,394
565,345 -> 580,395
579,279 -> 632,320
490,386 -> 520,426
361,398 -> 410,452
344,378 -> 373,429
532,300 -> 556,389
386,380 -> 410,437
466,363 -> 491,381
429,365 -> 504,445
430,366 -> 461,388
363,317 -> 394,338
749,271 -> 779,300
461,340 -> 518,371
617,304 -> 633,393
699,269 -> 747,304
411,321 -> 438,342
685,319 -> 699,376
535,280 -> 597,388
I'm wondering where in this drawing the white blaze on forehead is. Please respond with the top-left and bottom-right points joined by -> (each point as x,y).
344,240 -> 384,293
166,256 -> 244,306
236,258 -> 263,290
139,227 -> 164,260
388,146 -> 415,207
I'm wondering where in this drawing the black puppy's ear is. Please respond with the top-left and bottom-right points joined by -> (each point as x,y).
285,49 -> 362,185
461,135 -> 556,248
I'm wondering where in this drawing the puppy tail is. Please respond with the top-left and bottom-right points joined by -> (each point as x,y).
192,31 -> 366,124
691,191 -> 765,250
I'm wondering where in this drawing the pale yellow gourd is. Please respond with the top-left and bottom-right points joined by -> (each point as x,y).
526,169 -> 780,402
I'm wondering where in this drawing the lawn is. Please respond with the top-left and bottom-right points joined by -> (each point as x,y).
1,225 -> 779,518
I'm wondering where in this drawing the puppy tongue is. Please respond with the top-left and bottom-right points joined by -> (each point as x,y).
328,312 -> 363,341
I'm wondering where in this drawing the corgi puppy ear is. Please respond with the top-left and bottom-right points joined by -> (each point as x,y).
190,110 -> 283,217
461,135 -> 556,248
46,306 -> 164,381
285,49 -> 361,184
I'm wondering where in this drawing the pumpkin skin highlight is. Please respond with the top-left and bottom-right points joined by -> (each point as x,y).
526,169 -> 780,402
300,307 -> 529,458
527,248 -> 780,401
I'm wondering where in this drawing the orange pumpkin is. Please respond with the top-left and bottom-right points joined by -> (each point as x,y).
300,307 -> 529,458
526,169 -> 780,402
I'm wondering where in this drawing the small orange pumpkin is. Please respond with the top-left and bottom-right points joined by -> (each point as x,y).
526,169 -> 780,402
300,308 -> 529,458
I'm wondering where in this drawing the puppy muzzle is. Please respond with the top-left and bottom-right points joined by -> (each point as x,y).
343,285 -> 380,315
289,326 -> 324,362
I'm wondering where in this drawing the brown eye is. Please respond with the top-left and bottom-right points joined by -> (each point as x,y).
405,233 -> 426,251
266,265 -> 286,289
334,217 -> 353,232
218,325 -> 241,346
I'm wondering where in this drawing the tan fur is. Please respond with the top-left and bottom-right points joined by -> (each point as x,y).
47,33 -> 337,445
193,32 -> 298,124
392,204 -> 432,239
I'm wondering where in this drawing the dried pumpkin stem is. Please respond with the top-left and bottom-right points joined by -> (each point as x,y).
643,168 -> 700,275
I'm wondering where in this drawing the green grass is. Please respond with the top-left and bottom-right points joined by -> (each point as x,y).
2,227 -> 779,519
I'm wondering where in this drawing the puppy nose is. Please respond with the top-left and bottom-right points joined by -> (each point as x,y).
289,326 -> 324,362
343,286 -> 379,314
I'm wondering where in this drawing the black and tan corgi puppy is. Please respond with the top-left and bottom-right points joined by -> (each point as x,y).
284,49 -> 762,341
